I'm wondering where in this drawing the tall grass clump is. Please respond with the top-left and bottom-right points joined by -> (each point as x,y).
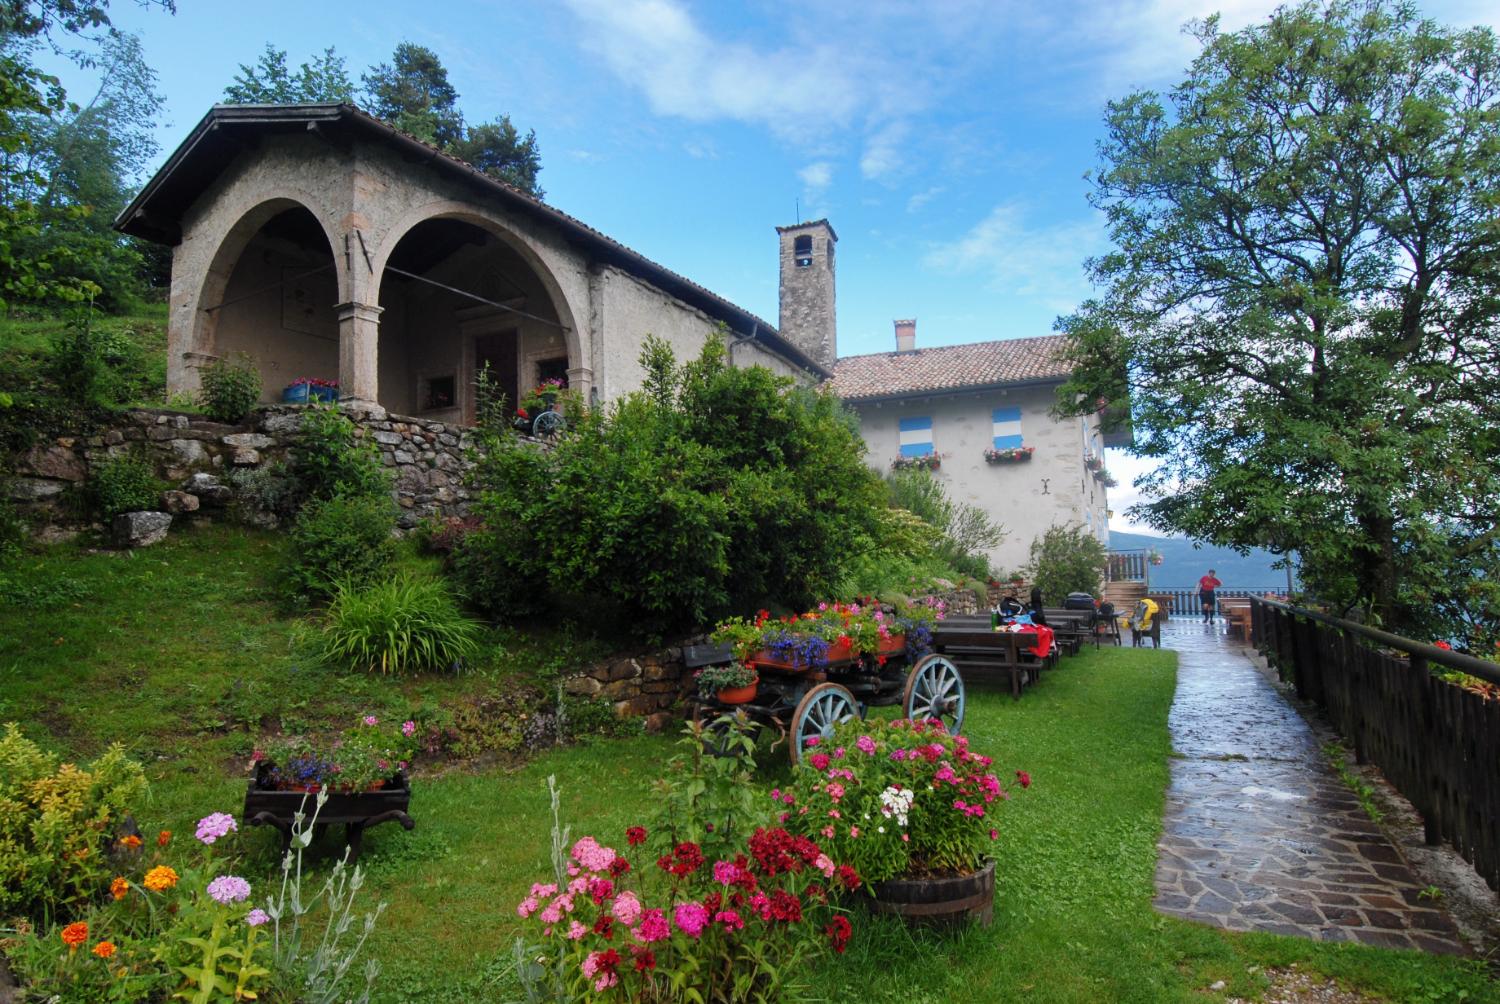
319,576 -> 481,674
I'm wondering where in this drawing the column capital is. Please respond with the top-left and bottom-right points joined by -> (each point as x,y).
334,301 -> 385,323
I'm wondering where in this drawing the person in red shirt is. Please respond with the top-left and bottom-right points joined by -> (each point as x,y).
1198,570 -> 1223,623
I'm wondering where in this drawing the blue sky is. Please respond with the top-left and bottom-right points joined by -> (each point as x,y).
46,0 -> 1493,532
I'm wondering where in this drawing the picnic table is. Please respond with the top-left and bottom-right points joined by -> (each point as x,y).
931,617 -> 1055,700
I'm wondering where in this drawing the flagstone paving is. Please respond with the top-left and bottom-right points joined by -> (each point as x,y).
1152,621 -> 1467,954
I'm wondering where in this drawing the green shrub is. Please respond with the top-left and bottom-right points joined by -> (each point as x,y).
197,351 -> 262,423
293,404 -> 390,504
0,486 -> 24,562
225,461 -> 300,521
86,451 -> 161,519
319,575 -> 482,673
465,332 -> 886,636
0,723 -> 148,923
282,491 -> 397,603
886,468 -> 1002,578
1025,523 -> 1109,603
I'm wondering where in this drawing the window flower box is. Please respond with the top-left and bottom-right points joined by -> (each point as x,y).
984,446 -> 1034,464
891,454 -> 941,472
283,378 -> 339,404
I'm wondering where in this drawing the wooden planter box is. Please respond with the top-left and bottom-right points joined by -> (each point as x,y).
244,765 -> 414,862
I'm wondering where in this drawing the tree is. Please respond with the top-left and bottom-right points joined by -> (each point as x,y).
1055,1 -> 1500,648
1024,524 -> 1108,605
223,44 -> 353,104
450,115 -> 542,196
360,42 -> 462,148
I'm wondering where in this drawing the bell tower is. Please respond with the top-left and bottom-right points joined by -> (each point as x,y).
776,219 -> 837,367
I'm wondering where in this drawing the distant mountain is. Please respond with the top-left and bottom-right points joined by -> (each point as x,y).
1107,530 -> 1295,590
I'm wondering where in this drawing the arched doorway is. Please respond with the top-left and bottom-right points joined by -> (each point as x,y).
194,202 -> 341,403
375,216 -> 574,424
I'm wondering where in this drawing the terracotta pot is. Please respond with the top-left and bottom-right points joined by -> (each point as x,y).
877,633 -> 907,656
823,638 -> 855,664
715,677 -> 759,704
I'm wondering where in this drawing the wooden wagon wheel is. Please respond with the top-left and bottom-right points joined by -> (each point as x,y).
532,410 -> 567,437
902,654 -> 966,736
789,683 -> 858,765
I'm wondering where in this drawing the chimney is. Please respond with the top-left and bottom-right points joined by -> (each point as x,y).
894,319 -> 916,353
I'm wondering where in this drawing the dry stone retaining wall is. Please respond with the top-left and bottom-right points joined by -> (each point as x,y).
6,404 -> 487,533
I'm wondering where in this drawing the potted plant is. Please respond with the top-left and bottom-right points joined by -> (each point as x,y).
711,601 -> 930,671
779,718 -> 1027,927
282,377 -> 339,404
694,663 -> 759,704
890,453 -> 941,472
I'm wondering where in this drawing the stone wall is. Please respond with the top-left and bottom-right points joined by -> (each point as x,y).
562,642 -> 700,733
6,404 -> 489,534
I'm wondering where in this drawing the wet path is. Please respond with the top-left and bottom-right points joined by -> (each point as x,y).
1152,621 -> 1467,953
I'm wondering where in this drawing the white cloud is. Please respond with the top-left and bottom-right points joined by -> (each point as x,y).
860,120 -> 912,181
923,202 -> 1109,313
798,161 -> 833,191
561,0 -> 860,140
906,186 -> 943,213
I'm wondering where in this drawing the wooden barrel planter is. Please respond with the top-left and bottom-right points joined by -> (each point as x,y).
867,859 -> 995,927
244,764 -> 414,862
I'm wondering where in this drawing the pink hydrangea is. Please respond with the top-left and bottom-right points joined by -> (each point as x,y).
571,836 -> 617,873
517,896 -> 540,918
612,891 -> 642,927
567,920 -> 588,940
674,901 -> 709,938
814,854 -> 836,878
826,782 -> 845,801
530,882 -> 558,898
633,909 -> 671,943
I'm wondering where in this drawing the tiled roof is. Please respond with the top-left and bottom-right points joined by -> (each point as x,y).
827,335 -> 1073,401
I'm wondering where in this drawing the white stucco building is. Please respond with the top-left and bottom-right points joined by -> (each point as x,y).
829,323 -> 1123,574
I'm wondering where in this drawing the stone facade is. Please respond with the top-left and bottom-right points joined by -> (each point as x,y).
563,642 -> 700,732
5,405 -> 489,532
776,220 -> 838,368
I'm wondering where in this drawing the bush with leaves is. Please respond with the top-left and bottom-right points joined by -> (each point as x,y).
197,352 -> 262,423
319,575 -> 481,674
1024,523 -> 1108,604
0,723 -> 148,924
290,404 -> 390,505
464,333 -> 886,636
86,451 -> 161,520
885,469 -> 1003,579
281,492 -> 397,604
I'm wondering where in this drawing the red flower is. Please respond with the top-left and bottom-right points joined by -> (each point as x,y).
1016,770 -> 1032,789
702,891 -> 722,913
825,915 -> 852,953
588,877 -> 615,904
1433,640 -> 1452,651
656,841 -> 705,877
766,889 -> 802,923
592,915 -> 615,940
516,407 -> 529,418
631,947 -> 656,972
836,864 -> 861,891
626,826 -> 647,846
609,855 -> 631,877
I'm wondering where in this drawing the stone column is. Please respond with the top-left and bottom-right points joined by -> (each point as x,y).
566,365 -> 594,405
335,301 -> 383,406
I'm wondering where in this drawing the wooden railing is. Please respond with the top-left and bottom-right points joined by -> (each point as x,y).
1146,587 -> 1284,617
1107,549 -> 1148,583
1250,597 -> 1500,892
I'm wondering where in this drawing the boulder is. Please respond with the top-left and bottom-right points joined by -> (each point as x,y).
222,432 -> 273,449
231,448 -> 261,466
112,511 -> 172,548
167,439 -> 210,466
6,478 -> 66,500
261,412 -> 304,437
563,675 -> 604,697
182,472 -> 232,507
21,445 -> 86,481
160,490 -> 200,514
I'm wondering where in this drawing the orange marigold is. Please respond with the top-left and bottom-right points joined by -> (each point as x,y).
92,941 -> 116,959
157,829 -> 171,847
118,834 -> 143,850
110,876 -> 129,900
142,865 -> 179,892
60,921 -> 88,949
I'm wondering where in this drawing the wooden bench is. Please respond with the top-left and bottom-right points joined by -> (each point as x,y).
1218,597 -> 1252,642
931,622 -> 1045,700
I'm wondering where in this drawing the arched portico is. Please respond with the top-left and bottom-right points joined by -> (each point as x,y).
185,197 -> 344,400
362,204 -> 588,422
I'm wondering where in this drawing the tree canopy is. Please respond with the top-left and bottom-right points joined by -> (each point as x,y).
223,44 -> 354,104
1055,0 -> 1500,648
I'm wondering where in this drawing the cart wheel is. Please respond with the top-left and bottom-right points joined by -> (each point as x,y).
532,410 -> 566,437
789,683 -> 858,765
903,654 -> 966,736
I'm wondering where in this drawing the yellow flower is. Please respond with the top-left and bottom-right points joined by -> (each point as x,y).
110,876 -> 129,900
142,865 -> 178,892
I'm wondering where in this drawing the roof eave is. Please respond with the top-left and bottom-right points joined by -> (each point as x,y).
833,374 -> 1069,406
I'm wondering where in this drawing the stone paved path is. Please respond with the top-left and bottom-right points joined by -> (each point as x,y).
1153,621 -> 1467,953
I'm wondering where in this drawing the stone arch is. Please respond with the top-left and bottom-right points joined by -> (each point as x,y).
369,200 -> 584,372
188,193 -> 345,365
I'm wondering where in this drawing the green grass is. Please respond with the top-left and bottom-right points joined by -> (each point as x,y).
1,528 -> 1495,1003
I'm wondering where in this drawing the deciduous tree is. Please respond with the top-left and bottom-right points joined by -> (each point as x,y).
1056,1 -> 1500,647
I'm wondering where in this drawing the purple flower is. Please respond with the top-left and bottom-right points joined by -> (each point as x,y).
195,812 -> 238,845
246,909 -> 269,927
207,875 -> 251,904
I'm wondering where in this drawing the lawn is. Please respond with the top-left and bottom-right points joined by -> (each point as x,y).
1,527 -> 1495,1002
